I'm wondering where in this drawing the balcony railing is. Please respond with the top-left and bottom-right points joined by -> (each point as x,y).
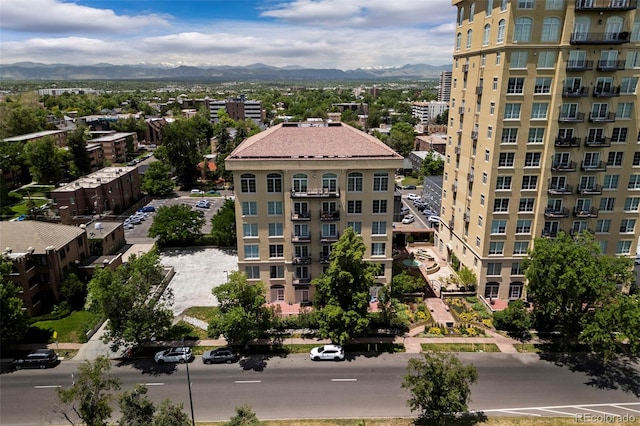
471,131 -> 478,141
584,137 -> 611,147
575,0 -> 636,11
559,112 -> 585,122
597,60 -> 626,71
589,112 -> 616,123
581,160 -> 607,171
544,207 -> 569,218
454,145 -> 462,155
566,60 -> 594,71
467,172 -> 474,182
320,232 -> 340,242
555,136 -> 581,147
458,107 -> 465,115
292,277 -> 312,285
542,228 -> 561,238
476,86 -> 483,95
577,183 -> 603,194
551,161 -> 577,172
292,233 -> 311,243
320,256 -> 331,264
462,64 -> 469,73
291,211 -> 311,221
548,184 -> 573,195
451,182 -> 458,193
463,212 -> 470,223
562,86 -> 589,97
593,86 -> 621,97
573,207 -> 599,218
292,256 -> 312,264
320,210 -> 340,221
570,31 -> 631,44
291,187 -> 340,198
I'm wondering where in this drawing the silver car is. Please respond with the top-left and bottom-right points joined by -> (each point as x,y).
154,347 -> 192,364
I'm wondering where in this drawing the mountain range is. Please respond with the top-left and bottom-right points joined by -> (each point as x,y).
0,62 -> 451,81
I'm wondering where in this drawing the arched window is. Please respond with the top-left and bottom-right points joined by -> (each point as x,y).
509,281 -> 524,299
373,172 -> 389,192
456,32 -> 462,51
483,24 -> 491,46
240,173 -> 256,193
573,16 -> 590,42
486,0 -> 494,16
347,172 -> 363,192
266,173 -> 282,193
322,173 -> 338,192
500,0 -> 508,11
514,17 -> 533,42
457,6 -> 465,26
292,173 -> 308,193
497,19 -> 506,43
469,2 -> 475,22
466,29 -> 473,49
541,17 -> 561,42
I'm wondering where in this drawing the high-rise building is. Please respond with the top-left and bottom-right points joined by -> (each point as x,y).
438,70 -> 453,102
226,121 -> 404,305
412,101 -> 449,124
439,0 -> 639,302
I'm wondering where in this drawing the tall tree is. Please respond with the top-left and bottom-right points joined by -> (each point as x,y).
152,400 -> 191,426
312,227 -> 375,344
60,272 -> 88,311
419,151 -> 445,176
161,118 -> 208,188
23,137 -> 66,184
117,385 -> 155,426
208,271 -> 273,346
141,161 -> 175,196
209,198 -> 237,247
387,122 -> 415,157
0,97 -> 49,139
0,257 -> 29,346
56,356 -> 121,426
66,126 -> 92,176
493,300 -> 532,345
403,352 -> 478,425
148,204 -> 205,247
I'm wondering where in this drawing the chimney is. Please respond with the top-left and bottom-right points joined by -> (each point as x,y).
59,205 -> 71,225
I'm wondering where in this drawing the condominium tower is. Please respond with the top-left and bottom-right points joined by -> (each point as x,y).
226,122 -> 404,304
440,0 -> 640,301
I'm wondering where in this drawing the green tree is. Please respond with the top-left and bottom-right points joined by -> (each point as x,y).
0,97 -> 49,139
419,151 -> 445,176
387,121 -> 415,157
112,117 -> 146,148
66,126 -> 92,176
210,199 -> 237,247
391,271 -> 423,296
117,385 -> 155,426
312,227 -> 374,344
148,204 -> 205,247
60,272 -> 87,311
0,141 -> 28,190
87,252 -> 172,350
402,352 -> 478,425
152,400 -> 191,426
23,137 -> 66,184
0,257 -> 29,346
56,356 -> 121,426
434,109 -> 449,125
226,404 -> 261,426
208,271 -> 273,346
161,117 -> 209,188
493,300 -> 532,345
141,161 -> 175,196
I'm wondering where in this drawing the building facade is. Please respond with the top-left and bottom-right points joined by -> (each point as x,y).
226,122 -> 404,305
209,97 -> 264,125
440,0 -> 640,301
412,101 -> 449,124
438,70 -> 453,102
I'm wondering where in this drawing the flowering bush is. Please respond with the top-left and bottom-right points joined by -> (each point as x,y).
428,327 -> 442,335
482,319 -> 493,328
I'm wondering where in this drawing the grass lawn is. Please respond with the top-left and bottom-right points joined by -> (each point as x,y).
183,306 -> 218,322
421,343 -> 501,353
401,176 -> 419,186
32,311 -> 102,343
10,199 -> 48,216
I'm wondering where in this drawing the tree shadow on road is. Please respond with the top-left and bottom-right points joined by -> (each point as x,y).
538,351 -> 640,397
113,357 -> 182,376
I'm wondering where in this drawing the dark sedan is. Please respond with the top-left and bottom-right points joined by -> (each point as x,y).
13,349 -> 58,370
202,347 -> 239,364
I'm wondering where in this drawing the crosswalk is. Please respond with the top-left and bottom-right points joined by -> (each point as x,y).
480,402 -> 640,420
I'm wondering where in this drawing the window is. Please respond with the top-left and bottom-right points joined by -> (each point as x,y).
620,77 -> 638,94
483,24 -> 491,46
524,152 -> 541,167
243,223 -> 258,237
456,32 -> 462,51
626,50 -> 640,68
492,77 -> 499,90
244,245 -> 259,259
513,241 -> 529,255
486,0 -> 494,15
469,1 -> 475,22
620,219 -> 636,233
516,219 -> 532,233
494,198 -> 510,212
292,173 -> 308,192
628,175 -> 640,189
545,0 -> 564,9
270,265 -> 284,279
528,128 -> 545,144
624,197 -> 640,211
322,173 -> 337,192
521,176 -> 538,190
607,152 -> 624,167
268,223 -> 283,237
480,194 -> 486,206
511,262 -> 524,275
491,220 -> 507,234
371,243 -> 386,256
347,200 -> 362,214
603,175 -> 619,189
496,176 -> 512,190
347,221 -> 362,234
245,266 -> 260,279
487,126 -> 493,138
457,6 -> 464,26
531,103 -> 548,119
372,221 -> 387,235
518,0 -> 534,8
501,128 -> 518,144
466,29 -> 473,49
510,51 -> 528,69
497,19 -> 506,43
489,242 -> 504,255
542,17 -> 561,42
616,241 -> 632,255
514,17 -> 533,42
498,152 -> 515,167
240,173 -> 256,193
595,219 -> 611,233
535,77 -> 552,94
600,197 -> 615,211
266,173 -> 282,193
507,78 -> 525,94
476,237 -> 481,247
500,0 -> 508,11
519,198 -> 535,212
537,51 -> 556,68
267,201 -> 283,216
487,262 -> 502,275
269,244 -> 284,258
347,172 -> 363,192
294,223 -> 309,239
482,172 -> 488,183
373,172 -> 389,191
241,201 -> 257,216
612,128 -> 628,143
489,102 -> 496,115
617,103 -> 633,119
481,54 -> 487,67
295,266 -> 309,279
372,200 -> 387,214
478,216 -> 484,227
504,104 -> 521,119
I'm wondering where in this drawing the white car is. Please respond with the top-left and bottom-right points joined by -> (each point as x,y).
402,215 -> 415,224
406,193 -> 420,200
310,344 -> 345,361
190,189 -> 204,195
154,347 -> 193,364
428,215 -> 441,223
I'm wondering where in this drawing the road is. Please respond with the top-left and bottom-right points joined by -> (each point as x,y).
2,353 -> 639,424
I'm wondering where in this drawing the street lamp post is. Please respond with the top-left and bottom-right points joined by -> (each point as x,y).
182,337 -> 195,426
223,270 -> 229,281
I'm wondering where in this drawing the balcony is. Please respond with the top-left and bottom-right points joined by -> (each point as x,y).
467,172 -> 474,182
291,211 -> 311,221
454,145 -> 462,155
292,256 -> 312,264
544,207 -> 570,218
548,184 -> 573,195
463,212 -> 470,223
320,256 -> 331,264
448,218 -> 455,229
292,233 -> 311,243
476,86 -> 483,95
555,136 -> 581,147
570,32 -> 631,45
320,210 -> 340,221
462,64 -> 469,73
320,232 -> 340,242
551,161 -> 577,172
581,160 -> 607,171
566,60 -> 594,71
593,86 -> 621,97
559,112 -> 585,122
542,228 -> 561,238
589,112 -> 616,123
562,86 -> 589,97
573,207 -> 599,218
458,106 -> 465,115
471,131 -> 478,141
584,137 -> 611,147
451,182 -> 458,193
575,0 -> 636,11
577,184 -> 603,194
292,277 -> 312,285
597,60 -> 626,71
291,187 -> 340,198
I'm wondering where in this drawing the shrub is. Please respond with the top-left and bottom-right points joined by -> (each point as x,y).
428,327 -> 442,335
482,319 -> 494,328
465,296 -> 478,304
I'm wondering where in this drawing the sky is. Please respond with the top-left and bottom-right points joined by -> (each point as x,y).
0,0 -> 456,70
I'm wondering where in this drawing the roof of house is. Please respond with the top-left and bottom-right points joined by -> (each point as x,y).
227,122 -> 403,160
53,166 -> 137,192
2,130 -> 67,142
89,132 -> 136,142
0,221 -> 85,255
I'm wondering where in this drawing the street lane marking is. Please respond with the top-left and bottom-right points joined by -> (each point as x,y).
144,383 -> 165,386
235,380 -> 261,384
501,410 -> 541,416
577,407 -> 623,417
539,408 -> 585,416
331,378 -> 357,382
34,385 -> 61,389
612,404 -> 640,414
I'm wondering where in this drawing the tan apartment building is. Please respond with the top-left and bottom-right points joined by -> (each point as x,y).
226,122 -> 404,305
440,0 -> 640,302
88,132 -> 137,163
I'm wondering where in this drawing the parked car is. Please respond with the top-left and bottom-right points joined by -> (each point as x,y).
206,190 -> 221,195
195,200 -> 210,208
190,189 -> 204,195
138,205 -> 156,213
154,347 -> 193,364
402,215 -> 415,224
427,215 -> 440,223
400,206 -> 410,215
202,347 -> 239,364
406,193 -> 419,200
310,344 -> 345,361
13,349 -> 58,370
404,184 -> 417,190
